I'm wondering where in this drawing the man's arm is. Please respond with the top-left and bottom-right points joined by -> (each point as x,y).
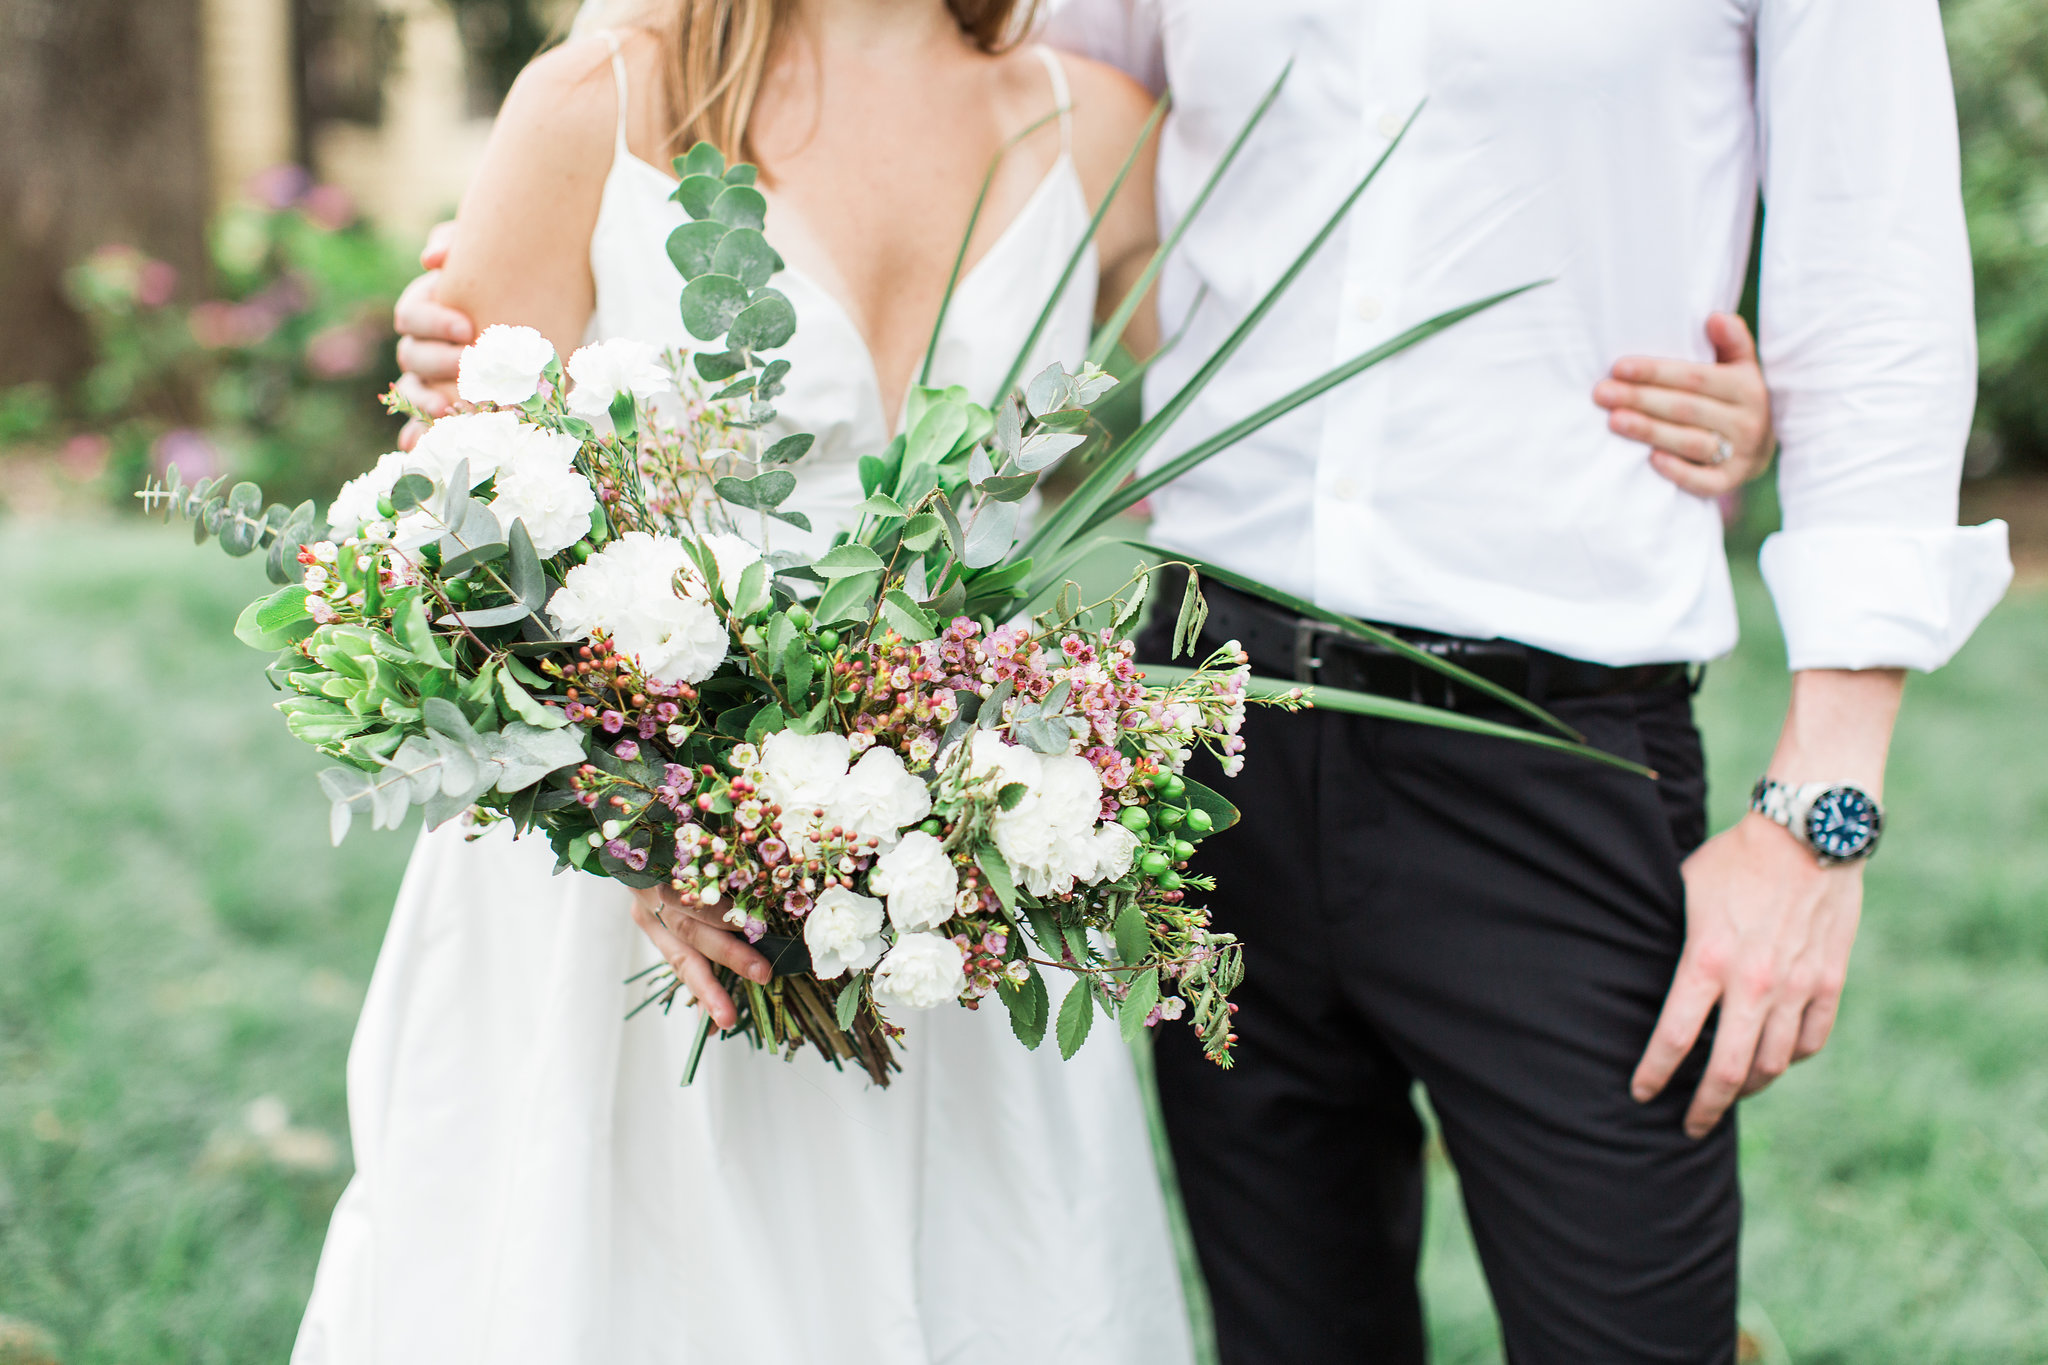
1634,0 -> 2009,1138
1632,668 -> 1902,1138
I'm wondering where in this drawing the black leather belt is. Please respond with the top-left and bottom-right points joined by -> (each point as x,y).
1164,570 -> 1694,710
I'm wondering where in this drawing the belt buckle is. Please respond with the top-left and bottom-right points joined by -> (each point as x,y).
1291,619 -> 1334,686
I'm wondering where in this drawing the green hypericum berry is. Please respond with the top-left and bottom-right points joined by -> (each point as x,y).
1183,808 -> 1214,834
1157,806 -> 1186,830
1173,840 -> 1195,861
1158,773 -> 1186,800
788,605 -> 812,627
573,542 -> 593,562
1140,850 -> 1172,878
1118,806 -> 1151,833
1158,870 -> 1185,891
444,581 -> 469,603
919,817 -> 944,836
376,495 -> 396,518
818,629 -> 841,651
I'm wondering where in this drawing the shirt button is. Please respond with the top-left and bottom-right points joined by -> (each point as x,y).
1353,294 -> 1384,322
1331,478 -> 1361,502
1376,111 -> 1405,139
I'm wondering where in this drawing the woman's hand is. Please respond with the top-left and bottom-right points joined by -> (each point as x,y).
628,884 -> 775,1030
1595,313 -> 1775,498
391,221 -> 471,450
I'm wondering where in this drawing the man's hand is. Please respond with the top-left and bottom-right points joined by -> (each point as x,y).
1633,815 -> 1864,1138
628,883 -> 774,1031
392,221 -> 474,449
1596,312 -> 1775,498
1632,667 -> 1903,1138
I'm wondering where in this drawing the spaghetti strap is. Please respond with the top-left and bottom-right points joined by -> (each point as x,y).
1033,45 -> 1074,158
598,29 -> 631,160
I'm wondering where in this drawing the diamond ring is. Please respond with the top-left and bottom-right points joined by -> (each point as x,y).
1709,436 -> 1734,467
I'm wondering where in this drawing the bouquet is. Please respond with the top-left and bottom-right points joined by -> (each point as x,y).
142,78 -> 1634,1086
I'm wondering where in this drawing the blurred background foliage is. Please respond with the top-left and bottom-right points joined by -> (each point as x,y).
1945,0 -> 2048,475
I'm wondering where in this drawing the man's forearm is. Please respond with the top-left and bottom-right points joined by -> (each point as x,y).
1763,668 -> 1906,798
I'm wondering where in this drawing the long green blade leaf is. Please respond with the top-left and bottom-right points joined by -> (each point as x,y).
1081,282 -> 1547,534
1021,101 -> 1425,565
1140,665 -> 1650,777
1086,62 -> 1292,369
992,92 -> 1170,406
918,108 -> 1065,388
1121,541 -> 1583,741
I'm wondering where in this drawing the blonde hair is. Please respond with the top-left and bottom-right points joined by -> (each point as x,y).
638,0 -> 1042,165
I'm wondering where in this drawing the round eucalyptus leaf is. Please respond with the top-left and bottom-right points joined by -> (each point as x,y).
678,141 -> 726,180
722,162 -> 758,187
710,184 -> 768,230
388,473 -> 435,512
711,228 -> 777,288
675,174 -> 727,220
666,220 -> 728,280
680,274 -> 750,342
728,292 -> 796,352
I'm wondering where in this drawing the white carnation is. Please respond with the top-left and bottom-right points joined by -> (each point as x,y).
803,886 -> 886,980
826,746 -> 931,850
457,324 -> 555,405
409,410 -> 529,488
546,531 -> 729,684
991,747 -> 1106,897
1082,820 -> 1140,884
487,424 -> 594,556
701,531 -> 763,593
868,830 -> 958,932
756,730 -> 852,820
566,338 -> 673,427
872,931 -> 967,1010
327,450 -> 406,532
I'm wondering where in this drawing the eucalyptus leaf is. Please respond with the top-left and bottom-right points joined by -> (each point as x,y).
680,274 -> 749,342
710,184 -> 768,229
675,173 -> 726,219
678,141 -> 725,180
979,472 -> 1038,503
835,977 -> 863,1030
437,602 -> 530,629
1015,431 -> 1085,473
961,499 -> 1021,568
666,219 -> 727,279
762,433 -> 814,465
1025,364 -> 1076,418
714,469 -> 797,511
507,520 -> 546,609
389,473 -> 434,512
711,227 -> 777,287
729,292 -> 796,351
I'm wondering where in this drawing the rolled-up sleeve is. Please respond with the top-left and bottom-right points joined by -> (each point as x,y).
1755,0 -> 2011,671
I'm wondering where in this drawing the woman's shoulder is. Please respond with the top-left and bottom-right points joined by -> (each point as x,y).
1052,51 -> 1156,155
489,31 -> 646,168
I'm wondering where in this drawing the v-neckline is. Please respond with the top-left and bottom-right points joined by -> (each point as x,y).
619,150 -> 1075,438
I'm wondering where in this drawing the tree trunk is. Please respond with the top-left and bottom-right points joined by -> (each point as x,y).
0,0 -> 212,388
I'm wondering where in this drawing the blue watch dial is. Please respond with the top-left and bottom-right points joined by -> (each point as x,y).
1806,786 -> 1881,861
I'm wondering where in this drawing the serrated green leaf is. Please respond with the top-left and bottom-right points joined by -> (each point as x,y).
879,590 -> 937,643
813,570 -> 879,626
732,559 -> 771,616
812,544 -> 885,577
974,844 -> 1019,916
1056,975 -> 1096,1059
1119,968 -> 1160,1046
859,491 -> 909,518
1113,898 -> 1150,967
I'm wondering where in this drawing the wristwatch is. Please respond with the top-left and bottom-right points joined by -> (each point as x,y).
1749,777 -> 1885,865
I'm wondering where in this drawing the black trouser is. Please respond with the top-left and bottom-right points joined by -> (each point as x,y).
1138,618 -> 1738,1365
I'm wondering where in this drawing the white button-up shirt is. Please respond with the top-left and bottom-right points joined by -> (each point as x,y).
1045,0 -> 2012,670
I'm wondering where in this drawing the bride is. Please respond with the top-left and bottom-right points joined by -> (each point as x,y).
290,2 -> 1189,1363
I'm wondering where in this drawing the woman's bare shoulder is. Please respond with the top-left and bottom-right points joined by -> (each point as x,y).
488,33 -> 630,170
1055,52 -> 1158,164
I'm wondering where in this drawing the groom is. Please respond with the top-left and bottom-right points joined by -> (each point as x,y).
1039,2 -> 2007,1362
391,2 -> 2008,1360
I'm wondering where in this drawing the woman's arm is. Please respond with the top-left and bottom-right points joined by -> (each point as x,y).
434,36 -> 620,361
1063,56 -> 1162,358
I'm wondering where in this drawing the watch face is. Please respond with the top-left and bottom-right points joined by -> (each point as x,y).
1807,786 -> 1882,861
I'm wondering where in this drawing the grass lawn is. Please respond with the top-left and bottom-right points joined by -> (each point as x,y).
1,517 -> 2044,1363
